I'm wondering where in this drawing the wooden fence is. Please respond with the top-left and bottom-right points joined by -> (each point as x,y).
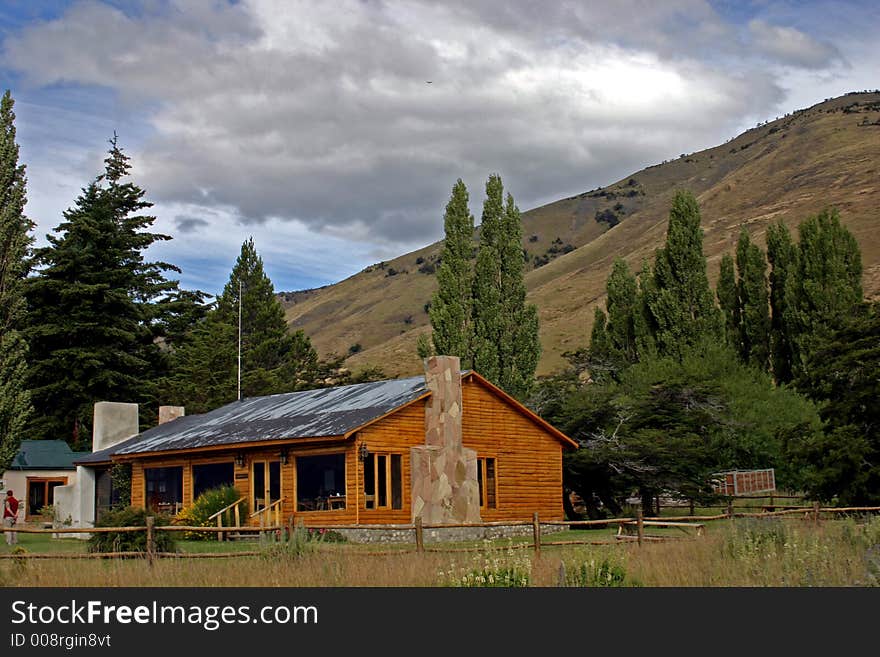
1,504 -> 878,563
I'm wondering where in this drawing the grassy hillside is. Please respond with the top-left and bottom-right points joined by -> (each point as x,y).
283,91 -> 880,378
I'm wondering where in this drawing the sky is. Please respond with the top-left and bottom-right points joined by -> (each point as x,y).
1,0 -> 878,296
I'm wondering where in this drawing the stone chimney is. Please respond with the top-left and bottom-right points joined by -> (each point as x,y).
158,405 -> 185,425
410,356 -> 480,524
92,402 -> 139,452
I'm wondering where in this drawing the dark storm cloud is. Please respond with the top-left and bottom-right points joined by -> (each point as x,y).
174,215 -> 210,234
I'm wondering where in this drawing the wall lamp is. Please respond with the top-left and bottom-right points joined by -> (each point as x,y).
280,448 -> 289,465
358,441 -> 369,462
234,453 -> 245,468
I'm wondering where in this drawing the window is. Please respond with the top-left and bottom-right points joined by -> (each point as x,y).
296,454 -> 345,511
477,457 -> 497,509
26,477 -> 67,519
193,462 -> 234,499
145,467 -> 183,514
364,453 -> 402,510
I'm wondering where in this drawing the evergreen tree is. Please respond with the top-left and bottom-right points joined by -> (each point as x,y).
163,238 -> 319,412
472,175 -> 540,398
735,230 -> 771,370
26,136 -> 181,447
717,253 -> 739,343
429,179 -> 475,366
766,222 -> 797,382
587,258 -> 641,382
0,90 -> 33,469
645,190 -> 721,358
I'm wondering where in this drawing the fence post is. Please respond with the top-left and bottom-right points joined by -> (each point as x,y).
146,516 -> 155,567
689,499 -> 695,516
217,514 -> 224,542
414,517 -> 424,553
813,500 -> 821,528
636,508 -> 644,546
532,512 -> 541,556
727,499 -> 734,519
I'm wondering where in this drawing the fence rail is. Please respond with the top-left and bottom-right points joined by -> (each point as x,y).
1,504 -> 877,563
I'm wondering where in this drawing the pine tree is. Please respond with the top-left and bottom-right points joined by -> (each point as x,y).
429,179 -> 474,366
735,230 -> 771,370
26,136 -> 182,446
766,221 -> 798,382
0,90 -> 33,469
472,175 -> 540,397
645,190 -> 721,358
717,253 -> 739,344
163,238 -> 319,412
604,258 -> 640,365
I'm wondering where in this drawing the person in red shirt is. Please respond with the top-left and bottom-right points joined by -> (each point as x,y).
4,490 -> 19,545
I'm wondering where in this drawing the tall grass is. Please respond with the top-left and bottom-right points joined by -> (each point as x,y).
1,517 -> 877,587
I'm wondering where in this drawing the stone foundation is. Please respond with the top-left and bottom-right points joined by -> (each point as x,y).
327,523 -> 566,544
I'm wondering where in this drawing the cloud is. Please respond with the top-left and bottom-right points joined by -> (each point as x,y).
748,19 -> 844,69
174,215 -> 209,233
1,0 -> 867,293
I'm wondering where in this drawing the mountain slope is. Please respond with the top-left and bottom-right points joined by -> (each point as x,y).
283,91 -> 880,378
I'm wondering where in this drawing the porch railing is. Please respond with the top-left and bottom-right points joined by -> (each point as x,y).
250,499 -> 282,532
208,496 -> 246,542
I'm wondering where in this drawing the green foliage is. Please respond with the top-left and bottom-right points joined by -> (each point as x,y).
587,259 -> 641,381
564,557 -> 637,587
789,305 -> 879,504
25,136 -> 195,446
717,253 -> 739,340
442,540 -> 532,587
176,485 -> 245,540
547,342 -> 822,515
110,463 -> 132,508
782,208 -> 863,380
735,230 -> 771,370
429,179 -> 475,367
766,221 -> 798,382
161,238 -> 320,412
472,175 -> 540,398
416,332 -> 433,360
644,190 -> 721,359
88,507 -> 175,554
0,90 -> 34,469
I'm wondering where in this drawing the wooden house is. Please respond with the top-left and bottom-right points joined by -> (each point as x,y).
90,357 -> 577,526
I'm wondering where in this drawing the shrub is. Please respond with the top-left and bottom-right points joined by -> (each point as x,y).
88,507 -> 175,554
348,343 -> 362,355
175,486 -> 246,540
564,557 -> 636,587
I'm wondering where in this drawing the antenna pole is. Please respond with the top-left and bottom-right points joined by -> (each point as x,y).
237,278 -> 242,401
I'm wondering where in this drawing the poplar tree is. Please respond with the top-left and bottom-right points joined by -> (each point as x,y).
766,222 -> 798,382
783,209 -> 863,379
429,179 -> 474,366
472,174 -> 540,397
717,253 -> 739,342
735,230 -> 771,370
0,90 -> 33,469
645,190 -> 721,358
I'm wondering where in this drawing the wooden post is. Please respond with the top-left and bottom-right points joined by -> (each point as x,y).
689,499 -> 695,516
146,516 -> 155,567
813,500 -> 820,528
217,514 -> 224,542
636,508 -> 644,546
727,499 -> 734,519
532,512 -> 541,556
414,517 -> 424,553
655,495 -> 661,517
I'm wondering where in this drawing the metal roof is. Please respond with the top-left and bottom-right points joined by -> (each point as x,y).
113,375 -> 430,456
10,440 -> 89,470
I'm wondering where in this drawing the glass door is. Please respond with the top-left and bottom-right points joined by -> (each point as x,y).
251,460 -> 281,513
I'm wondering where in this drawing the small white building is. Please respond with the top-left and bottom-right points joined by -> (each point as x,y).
0,440 -> 88,522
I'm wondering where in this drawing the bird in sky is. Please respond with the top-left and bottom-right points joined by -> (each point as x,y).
426,80 -> 432,84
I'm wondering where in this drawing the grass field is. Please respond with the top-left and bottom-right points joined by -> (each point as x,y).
1,516 -> 877,587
